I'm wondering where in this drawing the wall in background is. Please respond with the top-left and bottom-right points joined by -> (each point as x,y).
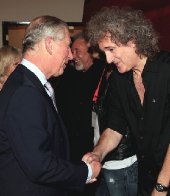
0,0 -> 85,47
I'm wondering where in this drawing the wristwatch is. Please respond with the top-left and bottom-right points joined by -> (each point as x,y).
155,183 -> 169,192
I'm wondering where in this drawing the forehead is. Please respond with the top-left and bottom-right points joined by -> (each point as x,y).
72,38 -> 87,49
60,27 -> 71,45
99,35 -> 117,48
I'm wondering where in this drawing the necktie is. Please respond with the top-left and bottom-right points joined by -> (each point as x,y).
44,81 -> 58,112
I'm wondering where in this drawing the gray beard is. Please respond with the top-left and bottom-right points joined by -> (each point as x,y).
75,63 -> 84,71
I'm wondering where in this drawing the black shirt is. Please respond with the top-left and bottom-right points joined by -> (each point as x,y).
52,59 -> 105,161
107,51 -> 170,190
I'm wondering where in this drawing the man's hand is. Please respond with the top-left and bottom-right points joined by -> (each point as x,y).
83,128 -> 123,164
87,160 -> 101,183
82,152 -> 101,164
83,152 -> 101,183
83,128 -> 123,184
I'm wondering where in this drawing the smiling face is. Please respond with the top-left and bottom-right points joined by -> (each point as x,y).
98,33 -> 141,73
71,38 -> 92,71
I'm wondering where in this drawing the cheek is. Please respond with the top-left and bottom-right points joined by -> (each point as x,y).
57,51 -> 65,62
123,54 -> 132,65
64,49 -> 70,59
78,54 -> 83,58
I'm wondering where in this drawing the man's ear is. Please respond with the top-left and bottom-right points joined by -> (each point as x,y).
45,37 -> 53,55
127,40 -> 136,48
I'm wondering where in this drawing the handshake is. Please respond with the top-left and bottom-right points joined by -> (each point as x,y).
82,152 -> 102,184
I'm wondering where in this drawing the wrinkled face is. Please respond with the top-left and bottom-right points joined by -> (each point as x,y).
71,38 -> 91,71
49,28 -> 73,77
98,33 -> 139,73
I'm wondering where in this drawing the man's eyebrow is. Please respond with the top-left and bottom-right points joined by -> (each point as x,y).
104,46 -> 114,49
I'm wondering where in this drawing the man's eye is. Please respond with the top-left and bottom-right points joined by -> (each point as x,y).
109,48 -> 114,52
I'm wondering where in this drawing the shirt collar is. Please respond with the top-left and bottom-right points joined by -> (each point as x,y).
21,58 -> 47,86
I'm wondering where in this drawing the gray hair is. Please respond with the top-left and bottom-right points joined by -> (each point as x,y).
22,15 -> 68,54
72,31 -> 88,43
87,6 -> 159,58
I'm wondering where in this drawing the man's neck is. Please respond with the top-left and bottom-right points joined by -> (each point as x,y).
133,56 -> 147,78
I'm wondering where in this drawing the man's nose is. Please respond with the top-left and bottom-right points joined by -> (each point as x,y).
105,53 -> 115,64
68,48 -> 73,60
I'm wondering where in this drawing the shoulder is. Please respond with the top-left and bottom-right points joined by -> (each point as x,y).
1,65 -> 45,106
145,51 -> 170,74
92,59 -> 105,70
152,51 -> 170,64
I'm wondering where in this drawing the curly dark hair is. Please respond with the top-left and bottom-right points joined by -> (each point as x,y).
87,6 -> 159,58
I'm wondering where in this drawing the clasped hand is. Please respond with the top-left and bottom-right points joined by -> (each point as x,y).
82,152 -> 101,183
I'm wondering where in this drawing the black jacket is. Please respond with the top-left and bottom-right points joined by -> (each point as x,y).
0,64 -> 88,196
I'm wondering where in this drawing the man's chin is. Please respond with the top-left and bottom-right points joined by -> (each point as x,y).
53,69 -> 64,77
117,68 -> 126,74
59,69 -> 64,76
75,64 -> 84,71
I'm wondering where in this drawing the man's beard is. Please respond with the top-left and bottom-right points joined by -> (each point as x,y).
75,63 -> 84,71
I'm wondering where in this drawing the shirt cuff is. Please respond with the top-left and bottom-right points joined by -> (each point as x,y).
85,162 -> 92,183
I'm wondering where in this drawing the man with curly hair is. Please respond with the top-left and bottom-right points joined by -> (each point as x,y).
83,6 -> 170,195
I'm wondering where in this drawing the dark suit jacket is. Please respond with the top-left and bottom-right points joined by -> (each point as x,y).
0,64 -> 88,196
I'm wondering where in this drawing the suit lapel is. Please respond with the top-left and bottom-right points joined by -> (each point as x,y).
18,64 -> 70,159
